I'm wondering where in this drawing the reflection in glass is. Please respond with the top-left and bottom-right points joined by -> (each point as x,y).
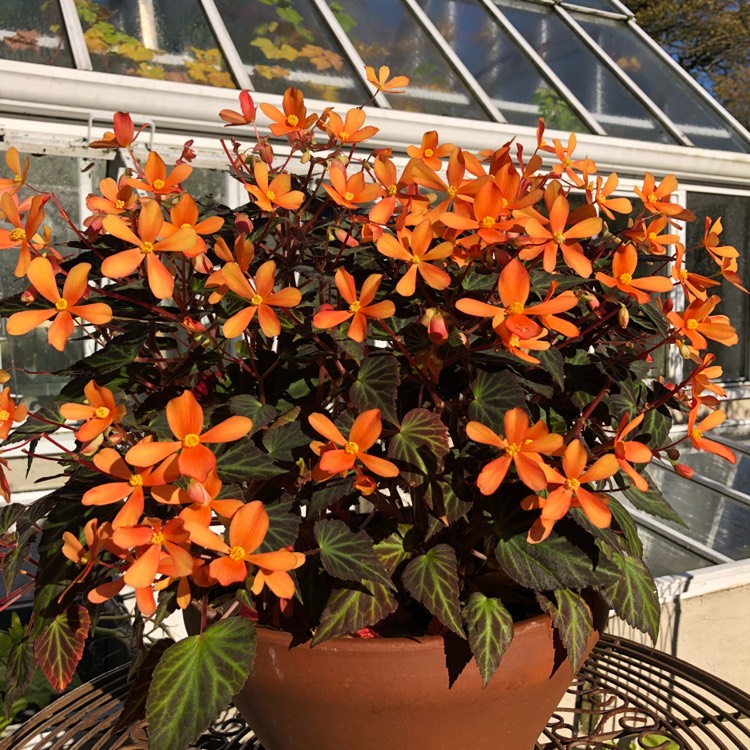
638,526 -> 712,578
498,1 -> 675,142
576,14 -> 749,153
686,193 -> 750,382
327,0 -> 487,120
0,0 -> 74,67
417,0 -> 587,131
78,0 -> 235,88
214,0 -> 367,103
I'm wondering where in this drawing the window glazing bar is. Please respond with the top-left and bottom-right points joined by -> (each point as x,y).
401,0 -> 507,123
658,460 -> 750,510
58,0 -> 93,70
554,5 -> 694,147
608,0 -> 636,17
625,17 -> 750,149
308,0 -> 392,109
559,3 -> 629,21
199,0 -> 253,90
477,0 -> 607,136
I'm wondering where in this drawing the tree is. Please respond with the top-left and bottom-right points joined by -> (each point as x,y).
627,1 -> 750,129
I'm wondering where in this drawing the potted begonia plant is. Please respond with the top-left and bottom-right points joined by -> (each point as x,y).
0,67 -> 743,750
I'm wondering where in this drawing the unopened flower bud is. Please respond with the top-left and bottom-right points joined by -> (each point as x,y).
0,370 -> 10,385
675,463 -> 694,479
235,213 -> 253,235
662,298 -> 673,314
666,448 -> 680,461
581,292 -> 599,311
618,305 -> 629,328
21,289 -> 35,304
300,150 -> 311,165
182,316 -> 206,333
420,307 -> 449,344
676,339 -> 691,359
255,140 -> 274,166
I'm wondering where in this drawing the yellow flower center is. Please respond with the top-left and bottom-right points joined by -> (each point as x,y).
618,272 -> 633,284
411,255 -> 421,265
0,410 -> 9,422
501,197 -> 508,208
648,232 -> 657,240
180,223 -> 192,229
505,442 -> 520,457
94,406 -> 110,419
228,545 -> 246,561
265,190 -> 276,201
344,191 -> 355,202
13,174 -> 22,184
387,184 -> 397,197
80,553 -> 90,564
647,192 -> 657,203
129,473 -> 144,487
508,301 -> 524,315
508,334 -> 521,347
344,440 -> 359,455
339,131 -> 350,140
250,293 -> 263,306
686,318 -> 699,330
153,179 -> 165,190
563,157 -> 572,168
349,301 -> 361,313
447,186 -> 457,198
287,114 -> 299,127
691,428 -> 703,440
553,232 -> 566,245
424,148 -> 434,158
55,299 -> 68,311
150,532 -> 165,545
679,268 -> 688,280
480,216 -> 495,229
115,199 -> 125,209
564,477 -> 581,491
140,241 -> 154,255
9,228 -> 26,242
182,433 -> 201,448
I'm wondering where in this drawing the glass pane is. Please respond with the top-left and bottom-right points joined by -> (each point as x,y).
497,1 -> 675,142
416,0 -> 588,131
0,0 -> 74,67
686,192 -> 750,382
327,0 -> 487,120
214,0 -> 368,104
575,13 -> 749,153
638,526 -> 713,578
78,0 -> 235,88
188,168 -> 228,205
563,0 -> 620,11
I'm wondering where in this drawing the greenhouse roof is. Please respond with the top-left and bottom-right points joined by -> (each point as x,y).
1,0 -> 749,158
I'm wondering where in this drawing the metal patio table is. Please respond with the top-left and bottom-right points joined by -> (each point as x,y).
3,633 -> 750,749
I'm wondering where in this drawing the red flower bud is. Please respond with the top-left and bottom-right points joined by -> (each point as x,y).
675,463 -> 694,479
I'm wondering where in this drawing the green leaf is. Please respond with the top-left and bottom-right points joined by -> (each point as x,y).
402,545 -> 464,636
314,519 -> 393,589
259,498 -> 300,552
146,618 -> 256,750
461,268 -> 497,292
536,347 -> 565,389
4,632 -> 36,716
58,325 -> 147,376
228,395 -> 276,435
1,537 -> 31,592
463,593 -> 514,686
609,379 -> 645,421
639,407 -> 671,452
262,422 -> 308,461
276,6 -> 303,24
349,354 -> 400,425
631,733 -> 680,750
495,532 -> 621,591
308,477 -> 355,515
373,524 -> 414,573
388,409 -> 450,509
2,406 -> 62,446
604,554 -> 660,643
312,582 -> 397,645
0,504 -> 28,535
620,470 -> 684,526
34,605 -> 90,692
538,590 -> 593,670
608,498 -> 643,557
216,440 -> 287,481
468,369 -> 526,433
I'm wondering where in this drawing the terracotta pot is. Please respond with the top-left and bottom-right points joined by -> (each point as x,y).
232,600 -> 608,750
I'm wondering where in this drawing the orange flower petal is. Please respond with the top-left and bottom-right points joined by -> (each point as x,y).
200,415 -> 253,443
229,501 -> 269,554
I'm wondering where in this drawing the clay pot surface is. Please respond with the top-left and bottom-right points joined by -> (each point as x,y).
233,604 -> 607,750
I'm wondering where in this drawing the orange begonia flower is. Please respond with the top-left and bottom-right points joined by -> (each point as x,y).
221,260 -> 302,339
60,380 -> 126,443
0,148 -> 29,194
89,112 -> 136,149
613,413 -> 652,492
376,219 -> 452,296
495,320 -> 550,364
259,87 -> 318,137
687,408 -> 735,464
245,161 -> 305,212
125,151 -> 192,196
0,387 -> 27,440
667,295 -> 738,352
634,173 -> 694,221
205,234 -> 255,304
125,390 -> 253,482
202,501 -> 305,597
86,178 -> 137,218
671,243 -> 719,302
323,160 -> 383,210
88,575 -> 160,617
440,181 -> 517,245
410,148 -> 476,220
322,108 -> 378,144
6,258 -> 112,351
466,409 -> 563,494
161,193 -> 224,257
365,65 -> 409,94
406,131 -> 454,171
62,518 -> 119,591
521,193 -> 602,277
690,353 -> 726,399
313,268 -> 395,342
702,217 -> 739,267
219,90 -> 256,126
548,134 -> 589,184
0,192 -> 46,276
593,173 -> 632,220
308,408 -> 399,478
624,216 -> 679,255
522,440 -> 618,543
102,200 -> 197,299
82,445 -> 180,528
596,244 -> 673,304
